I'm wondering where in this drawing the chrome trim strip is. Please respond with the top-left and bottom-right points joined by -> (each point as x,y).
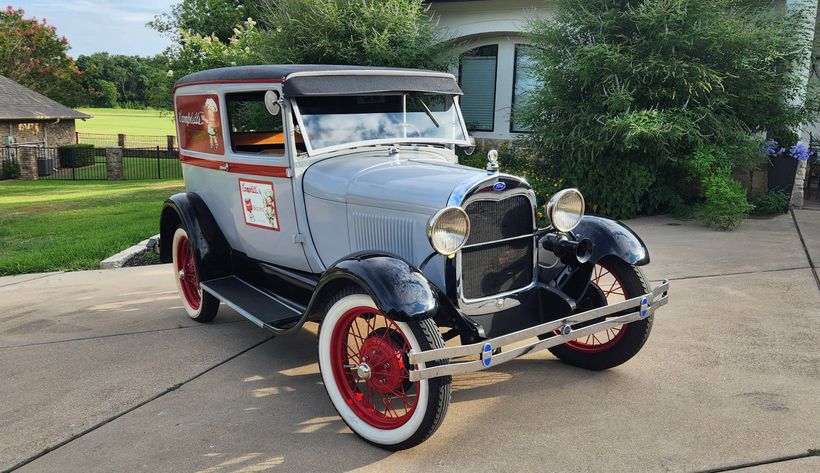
461,232 -> 535,249
406,280 -> 669,381
285,70 -> 457,81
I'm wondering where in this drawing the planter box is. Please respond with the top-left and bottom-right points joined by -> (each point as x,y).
767,158 -> 799,194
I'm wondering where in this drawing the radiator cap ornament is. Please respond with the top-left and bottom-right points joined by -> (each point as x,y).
486,149 -> 499,173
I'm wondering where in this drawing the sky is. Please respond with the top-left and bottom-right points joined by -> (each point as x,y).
13,1 -> 176,57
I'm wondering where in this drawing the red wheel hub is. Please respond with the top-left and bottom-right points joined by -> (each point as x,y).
359,334 -> 407,395
330,307 -> 419,429
176,234 -> 201,310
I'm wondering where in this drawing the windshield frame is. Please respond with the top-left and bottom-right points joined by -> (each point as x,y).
291,92 -> 472,156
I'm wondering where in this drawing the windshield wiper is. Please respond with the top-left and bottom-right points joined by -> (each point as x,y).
413,97 -> 440,128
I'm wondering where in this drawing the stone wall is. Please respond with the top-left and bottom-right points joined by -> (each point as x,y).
2,119 -> 77,147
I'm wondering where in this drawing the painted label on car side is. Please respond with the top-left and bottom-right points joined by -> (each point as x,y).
239,178 -> 280,231
175,94 -> 225,155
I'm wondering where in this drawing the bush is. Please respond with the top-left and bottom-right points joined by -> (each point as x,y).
523,0 -> 819,223
259,0 -> 453,70
1,157 -> 20,179
697,175 -> 753,230
58,144 -> 95,168
750,191 -> 791,216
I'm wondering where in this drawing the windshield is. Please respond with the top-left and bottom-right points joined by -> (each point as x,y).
294,93 -> 469,153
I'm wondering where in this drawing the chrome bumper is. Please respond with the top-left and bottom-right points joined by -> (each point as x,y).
407,280 -> 670,381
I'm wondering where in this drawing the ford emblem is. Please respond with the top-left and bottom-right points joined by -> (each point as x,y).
493,182 -> 506,192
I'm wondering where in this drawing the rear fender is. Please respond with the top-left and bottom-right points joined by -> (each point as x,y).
159,193 -> 231,281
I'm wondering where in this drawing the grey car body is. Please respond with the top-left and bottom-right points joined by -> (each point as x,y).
159,65 -> 669,450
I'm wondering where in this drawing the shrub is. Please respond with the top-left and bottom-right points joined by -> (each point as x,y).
523,0 -> 819,222
58,144 -> 95,168
259,0 -> 453,70
750,191 -> 791,216
697,175 -> 753,230
1,157 -> 20,179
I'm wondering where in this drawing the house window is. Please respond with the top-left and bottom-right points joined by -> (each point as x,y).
459,45 -> 498,132
226,91 -> 285,154
511,44 -> 537,133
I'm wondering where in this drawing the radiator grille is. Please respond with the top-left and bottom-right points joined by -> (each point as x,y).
465,195 -> 533,245
461,237 -> 534,299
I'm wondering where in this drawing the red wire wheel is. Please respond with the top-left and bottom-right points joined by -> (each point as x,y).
563,260 -> 628,353
329,306 -> 419,429
175,232 -> 201,311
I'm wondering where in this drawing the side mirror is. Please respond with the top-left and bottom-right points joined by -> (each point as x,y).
264,90 -> 281,116
461,136 -> 476,156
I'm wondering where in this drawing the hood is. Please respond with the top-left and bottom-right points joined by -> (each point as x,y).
302,149 -> 489,214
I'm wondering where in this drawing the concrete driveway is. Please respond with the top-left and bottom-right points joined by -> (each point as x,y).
1,212 -> 818,473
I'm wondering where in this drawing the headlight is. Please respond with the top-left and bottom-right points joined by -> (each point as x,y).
546,189 -> 585,232
427,207 -> 470,256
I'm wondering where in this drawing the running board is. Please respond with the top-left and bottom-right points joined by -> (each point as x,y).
200,276 -> 304,332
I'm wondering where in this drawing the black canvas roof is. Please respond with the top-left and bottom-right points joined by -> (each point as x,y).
175,65 -> 462,97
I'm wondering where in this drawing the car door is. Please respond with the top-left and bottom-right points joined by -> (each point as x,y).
222,88 -> 312,272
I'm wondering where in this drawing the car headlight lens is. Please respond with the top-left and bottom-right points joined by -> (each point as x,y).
546,189 -> 585,232
427,207 -> 470,256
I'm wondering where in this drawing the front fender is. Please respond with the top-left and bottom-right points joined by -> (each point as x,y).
573,215 -> 650,266
308,253 -> 439,322
159,192 -> 231,282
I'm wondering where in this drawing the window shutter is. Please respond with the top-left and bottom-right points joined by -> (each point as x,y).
459,56 -> 497,131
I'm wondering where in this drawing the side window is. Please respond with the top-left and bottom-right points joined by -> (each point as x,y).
511,44 -> 538,133
226,91 -> 285,155
458,44 -> 498,132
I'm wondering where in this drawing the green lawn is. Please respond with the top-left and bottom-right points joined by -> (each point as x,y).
76,108 -> 176,136
0,180 -> 183,275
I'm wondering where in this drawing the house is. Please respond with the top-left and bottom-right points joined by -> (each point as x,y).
428,0 -> 550,143
429,0 -> 819,145
0,74 -> 90,148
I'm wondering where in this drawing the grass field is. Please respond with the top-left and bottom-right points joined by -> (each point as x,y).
0,180 -> 183,275
76,108 -> 176,136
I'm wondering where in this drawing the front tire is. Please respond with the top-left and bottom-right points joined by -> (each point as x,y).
171,227 -> 219,323
318,292 -> 450,450
546,257 -> 653,370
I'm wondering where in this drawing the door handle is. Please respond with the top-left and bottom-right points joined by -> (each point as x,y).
218,163 -> 230,171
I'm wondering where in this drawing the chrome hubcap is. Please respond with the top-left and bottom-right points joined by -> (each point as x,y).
356,363 -> 372,380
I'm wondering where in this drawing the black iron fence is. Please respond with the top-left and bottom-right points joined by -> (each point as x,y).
76,132 -> 178,151
6,145 -> 182,181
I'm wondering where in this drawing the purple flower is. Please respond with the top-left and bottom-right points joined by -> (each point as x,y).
789,143 -> 809,161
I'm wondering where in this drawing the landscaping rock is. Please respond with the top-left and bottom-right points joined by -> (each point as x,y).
100,235 -> 160,269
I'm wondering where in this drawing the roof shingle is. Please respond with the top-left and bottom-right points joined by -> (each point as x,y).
0,75 -> 91,121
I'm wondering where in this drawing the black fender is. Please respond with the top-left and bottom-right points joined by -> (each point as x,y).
306,253 -> 439,323
159,192 -> 231,282
572,215 -> 650,266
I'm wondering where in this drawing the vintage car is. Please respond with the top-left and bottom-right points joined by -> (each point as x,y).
160,65 -> 669,450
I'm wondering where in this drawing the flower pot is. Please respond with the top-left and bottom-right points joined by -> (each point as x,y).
767,157 -> 799,195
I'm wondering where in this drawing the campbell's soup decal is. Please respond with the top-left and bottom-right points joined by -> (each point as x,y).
175,94 -> 225,155
239,178 -> 280,231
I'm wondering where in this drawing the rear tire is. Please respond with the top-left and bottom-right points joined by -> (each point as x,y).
171,227 -> 219,323
546,257 -> 653,370
318,292 -> 450,450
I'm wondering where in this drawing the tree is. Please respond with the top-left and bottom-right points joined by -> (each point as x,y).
150,0 -> 265,43
258,0 -> 452,70
523,0 -> 819,225
0,6 -> 82,105
76,53 -> 170,108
